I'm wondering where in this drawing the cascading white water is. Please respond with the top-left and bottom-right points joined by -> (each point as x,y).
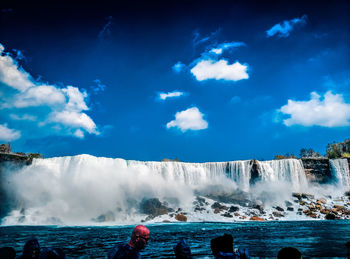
1,155 -> 337,226
330,158 -> 350,190
256,159 -> 308,192
1,155 -> 252,225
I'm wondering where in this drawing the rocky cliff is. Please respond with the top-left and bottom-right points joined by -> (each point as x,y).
301,158 -> 332,183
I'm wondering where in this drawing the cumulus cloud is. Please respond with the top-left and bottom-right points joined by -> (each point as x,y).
191,59 -> 249,82
279,91 -> 350,127
266,15 -> 307,38
166,107 -> 208,132
0,44 -> 34,91
0,43 -> 99,140
159,91 -> 184,100
0,124 -> 21,141
210,42 -> 245,55
172,62 -> 186,73
12,85 -> 66,108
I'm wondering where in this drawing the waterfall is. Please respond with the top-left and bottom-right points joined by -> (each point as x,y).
0,155 -> 316,225
330,159 -> 350,190
256,159 -> 308,192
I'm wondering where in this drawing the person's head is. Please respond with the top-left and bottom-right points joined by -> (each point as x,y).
345,241 -> 350,258
23,238 -> 40,259
0,247 -> 16,259
210,234 -> 233,256
174,238 -> 192,259
277,247 -> 302,259
128,225 -> 150,251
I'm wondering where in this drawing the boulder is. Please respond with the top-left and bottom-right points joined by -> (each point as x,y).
175,213 -> 187,222
140,198 -> 170,218
93,211 -> 116,222
228,206 -> 239,212
211,202 -> 228,211
234,212 -> 240,216
222,212 -> 233,218
272,211 -> 283,217
325,213 -> 336,220
317,198 -> 327,204
214,208 -> 220,214
287,207 -> 294,211
250,216 -> 264,221
275,206 -> 284,212
285,201 -> 293,207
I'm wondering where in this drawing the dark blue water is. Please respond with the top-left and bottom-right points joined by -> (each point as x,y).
1,221 -> 349,258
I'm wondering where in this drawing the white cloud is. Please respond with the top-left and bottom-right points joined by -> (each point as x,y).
166,107 -> 208,132
172,62 -> 185,73
10,114 -> 37,121
279,91 -> 350,127
13,85 -> 66,108
0,43 -> 99,139
159,91 -> 184,100
191,59 -> 248,82
266,15 -> 307,38
0,45 -> 34,92
49,110 -> 98,135
0,124 -> 21,141
210,42 -> 245,55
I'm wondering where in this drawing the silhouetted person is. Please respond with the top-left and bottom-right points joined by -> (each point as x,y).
18,238 -> 40,259
108,225 -> 150,259
345,241 -> 350,259
174,238 -> 192,259
38,248 -> 65,259
277,247 -> 302,259
0,247 -> 16,259
210,234 -> 249,259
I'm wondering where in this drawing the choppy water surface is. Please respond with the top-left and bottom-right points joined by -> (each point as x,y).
1,221 -> 349,258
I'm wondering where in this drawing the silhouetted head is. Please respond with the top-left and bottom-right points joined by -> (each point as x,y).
174,238 -> 192,259
0,247 -> 16,259
128,225 -> 150,251
345,241 -> 350,258
210,234 -> 233,256
22,238 -> 40,259
277,247 -> 302,259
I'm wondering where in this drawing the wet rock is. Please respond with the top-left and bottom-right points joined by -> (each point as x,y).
275,206 -> 284,212
299,201 -> 306,206
298,208 -> 303,211
214,208 -> 220,214
206,190 -> 250,206
250,216 -> 264,221
234,212 -> 240,216
162,220 -> 171,223
287,207 -> 294,211
292,193 -> 302,200
176,208 -> 182,212
315,204 -> 322,210
175,213 -> 187,222
222,212 -> 233,218
195,196 -> 206,206
93,211 -> 116,222
140,198 -> 170,218
194,206 -> 205,212
211,202 -> 228,211
334,205 -> 345,210
285,201 -> 293,207
309,213 -> 317,218
325,213 -> 336,220
240,216 -> 247,219
272,211 -> 284,217
302,193 -> 315,200
320,209 -> 330,214
317,198 -> 327,204
229,206 -> 239,212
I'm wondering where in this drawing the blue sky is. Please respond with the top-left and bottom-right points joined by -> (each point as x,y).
0,0 -> 349,161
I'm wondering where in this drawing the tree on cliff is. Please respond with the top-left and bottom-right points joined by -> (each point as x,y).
326,143 -> 342,159
299,148 -> 322,158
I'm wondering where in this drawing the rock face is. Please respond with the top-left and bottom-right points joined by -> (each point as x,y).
140,198 -> 170,219
0,154 -> 32,219
175,213 -> 187,222
301,158 -> 331,183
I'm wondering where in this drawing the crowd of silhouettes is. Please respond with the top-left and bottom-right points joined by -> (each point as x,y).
1,225 -> 349,258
